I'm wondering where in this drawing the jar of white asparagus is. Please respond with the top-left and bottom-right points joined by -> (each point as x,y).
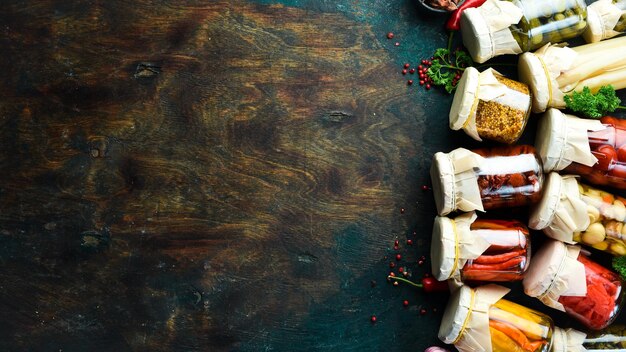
518,37 -> 626,113
583,0 -> 626,43
461,0 -> 587,63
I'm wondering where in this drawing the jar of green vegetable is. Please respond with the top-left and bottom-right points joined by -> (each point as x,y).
461,0 -> 587,63
584,0 -> 626,43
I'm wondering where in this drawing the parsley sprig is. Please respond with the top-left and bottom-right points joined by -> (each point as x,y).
427,47 -> 473,93
564,85 -> 626,119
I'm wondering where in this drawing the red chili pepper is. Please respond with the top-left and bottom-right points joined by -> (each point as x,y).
446,0 -> 487,31
471,249 -> 525,265
465,256 -> 524,271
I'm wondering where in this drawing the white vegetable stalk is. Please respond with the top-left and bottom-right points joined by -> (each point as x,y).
557,36 -> 626,92
584,334 -> 626,352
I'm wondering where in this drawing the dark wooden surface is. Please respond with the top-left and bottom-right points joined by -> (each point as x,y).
1,1 -> 625,351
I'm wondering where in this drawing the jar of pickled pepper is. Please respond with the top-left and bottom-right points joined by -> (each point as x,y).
583,0 -> 626,43
460,0 -> 587,63
536,109 -> 626,190
439,284 -> 553,352
431,212 -> 530,285
449,67 -> 532,144
430,145 -> 544,216
524,240 -> 625,330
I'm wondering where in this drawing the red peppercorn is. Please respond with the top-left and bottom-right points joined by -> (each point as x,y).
409,68 -> 415,74
418,260 -> 424,266
395,42 -> 400,46
396,254 -> 402,261
402,69 -> 407,75
398,267 -> 404,273
402,271 -> 408,277
407,239 -> 413,245
407,80 -> 413,86
394,240 -> 399,246
419,80 -> 425,85
393,245 -> 399,250
425,84 -> 431,90
421,185 -> 429,191
420,308 -> 427,315
386,32 -> 394,39
400,208 -> 405,214
371,315 -> 377,323
390,262 -> 396,268
404,63 -> 410,69
418,65 -> 423,70
420,255 -> 426,261
389,272 -> 396,277
393,281 -> 399,286
403,300 -> 409,307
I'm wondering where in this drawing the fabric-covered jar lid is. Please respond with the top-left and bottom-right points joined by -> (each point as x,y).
551,327 -> 586,352
460,0 -> 523,63
535,108 -> 602,172
449,67 -> 480,138
523,240 -> 587,311
584,0 -> 625,43
430,149 -> 485,216
431,212 -> 490,283
529,172 -> 589,243
439,284 -> 510,352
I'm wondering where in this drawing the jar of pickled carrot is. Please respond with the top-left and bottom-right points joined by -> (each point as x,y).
536,109 -> 626,190
524,240 -> 625,330
439,284 -> 553,352
430,145 -> 544,216
431,212 -> 530,285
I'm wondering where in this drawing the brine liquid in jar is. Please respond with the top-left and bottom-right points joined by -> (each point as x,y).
558,255 -> 625,330
462,219 -> 530,282
564,116 -> 626,189
474,145 -> 544,210
574,183 -> 626,255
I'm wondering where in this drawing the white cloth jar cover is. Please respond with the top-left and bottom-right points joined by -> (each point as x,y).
439,284 -> 510,352
584,0 -> 625,43
529,172 -> 589,243
430,148 -> 486,216
518,44 -> 577,113
431,212 -> 491,287
460,0 -> 524,63
551,327 -> 586,352
449,67 -> 529,141
523,240 -> 587,311
535,109 -> 603,172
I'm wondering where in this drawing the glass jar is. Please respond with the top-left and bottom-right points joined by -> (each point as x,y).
583,325 -> 626,350
431,213 -> 530,285
584,0 -> 626,43
524,240 -> 625,331
460,0 -> 587,63
559,255 -> 625,330
439,285 -> 553,352
430,145 -> 544,216
536,109 -> 626,190
449,67 -> 532,144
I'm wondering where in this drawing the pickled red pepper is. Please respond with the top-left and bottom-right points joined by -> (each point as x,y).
559,255 -> 623,330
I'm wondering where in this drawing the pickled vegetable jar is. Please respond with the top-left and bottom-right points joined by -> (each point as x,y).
551,327 -> 586,352
430,145 -> 544,216
584,0 -> 626,43
431,212 -> 530,285
460,0 -> 587,63
439,284 -> 553,352
584,325 -> 626,350
536,109 -> 626,190
524,240 -> 625,330
449,67 -> 532,144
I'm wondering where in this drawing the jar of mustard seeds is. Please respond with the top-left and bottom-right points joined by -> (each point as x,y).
450,67 -> 532,144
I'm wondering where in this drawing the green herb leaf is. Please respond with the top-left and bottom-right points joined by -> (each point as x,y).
564,85 -> 622,119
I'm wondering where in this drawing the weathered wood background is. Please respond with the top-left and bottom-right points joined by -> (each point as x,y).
1,0 -> 625,351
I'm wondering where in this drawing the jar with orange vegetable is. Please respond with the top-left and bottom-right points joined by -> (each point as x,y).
439,284 -> 553,352
536,109 -> 626,190
431,212 -> 530,286
524,240 -> 625,330
430,145 -> 544,216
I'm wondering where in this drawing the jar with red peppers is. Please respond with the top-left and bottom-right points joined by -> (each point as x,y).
524,240 -> 625,330
430,145 -> 544,216
431,212 -> 530,286
536,109 -> 626,190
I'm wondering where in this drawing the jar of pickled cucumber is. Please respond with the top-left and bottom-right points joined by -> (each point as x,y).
524,240 -> 625,330
536,109 -> 626,190
439,284 -> 553,352
431,212 -> 530,285
461,0 -> 587,63
583,325 -> 626,350
449,67 -> 532,144
584,0 -> 626,43
430,145 -> 544,216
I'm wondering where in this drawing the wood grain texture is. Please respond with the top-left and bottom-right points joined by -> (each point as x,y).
0,1 -> 448,350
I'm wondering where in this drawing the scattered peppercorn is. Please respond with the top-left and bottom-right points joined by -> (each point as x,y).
371,315 -> 377,323
404,63 -> 410,69
409,68 -> 415,74
386,32 -> 394,39
420,308 -> 427,315
418,260 -> 425,266
395,42 -> 400,46
396,254 -> 402,261
393,281 -> 399,286
419,80 -> 425,85
407,80 -> 413,86
422,185 -> 429,191
394,240 -> 399,246
403,300 -> 409,307
402,69 -> 407,75
398,267 -> 404,273
407,239 -> 413,245
390,262 -> 396,268
426,84 -> 431,90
